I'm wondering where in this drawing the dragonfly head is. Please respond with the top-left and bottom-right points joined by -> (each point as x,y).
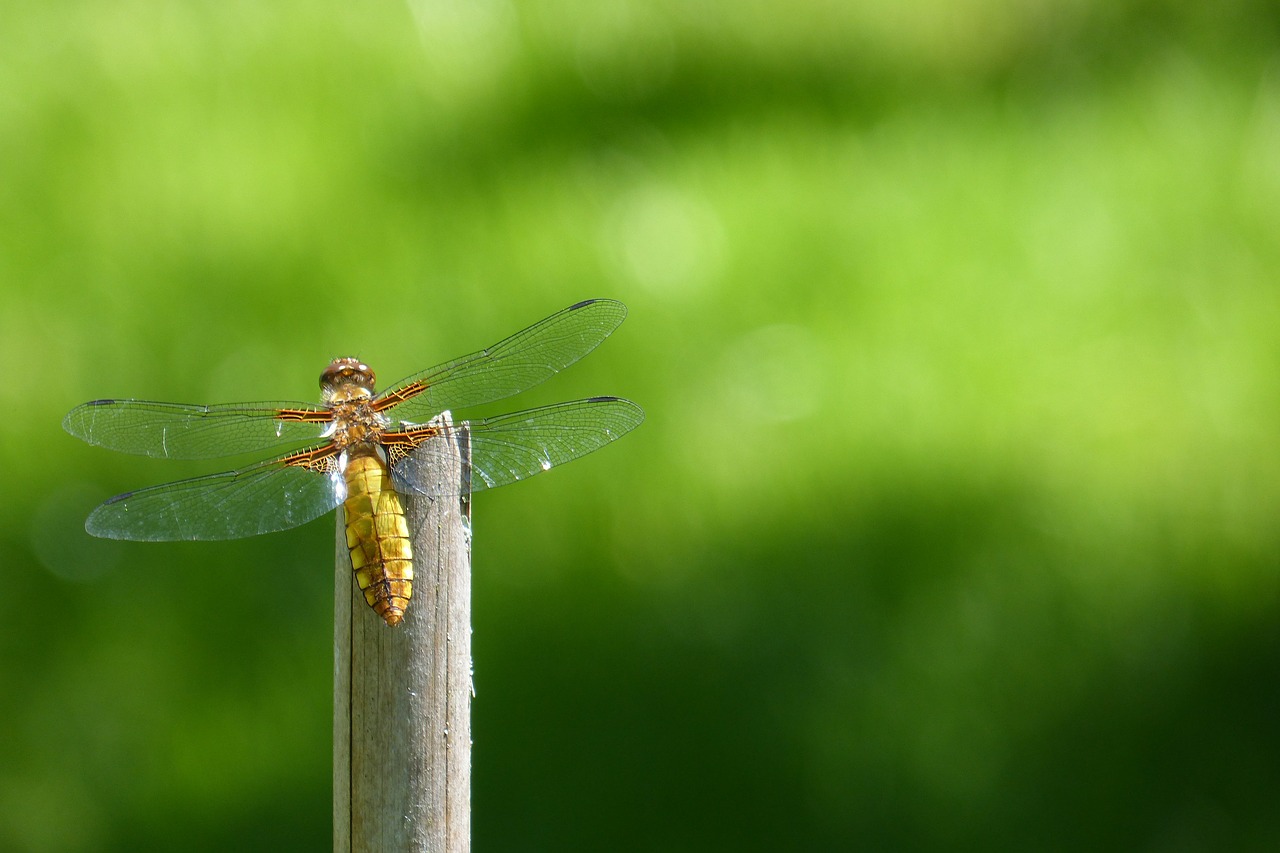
321,357 -> 377,403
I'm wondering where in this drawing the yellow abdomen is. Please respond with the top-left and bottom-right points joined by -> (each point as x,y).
343,452 -> 413,626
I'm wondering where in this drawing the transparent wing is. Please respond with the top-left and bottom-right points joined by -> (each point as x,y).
391,397 -> 644,499
375,299 -> 628,424
63,400 -> 329,460
63,299 -> 627,459
86,454 -> 343,541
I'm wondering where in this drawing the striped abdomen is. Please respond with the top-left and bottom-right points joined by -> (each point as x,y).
342,451 -> 413,626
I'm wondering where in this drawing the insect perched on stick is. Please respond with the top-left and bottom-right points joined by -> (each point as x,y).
64,299 -> 643,625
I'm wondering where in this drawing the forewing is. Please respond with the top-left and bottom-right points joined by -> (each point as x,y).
86,451 -> 344,541
391,397 -> 644,499
375,299 -> 628,424
63,399 -> 330,460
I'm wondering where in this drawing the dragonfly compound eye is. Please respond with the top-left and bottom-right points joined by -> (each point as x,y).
321,358 -> 377,400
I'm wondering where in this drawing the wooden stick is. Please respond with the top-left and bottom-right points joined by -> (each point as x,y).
334,417 -> 472,853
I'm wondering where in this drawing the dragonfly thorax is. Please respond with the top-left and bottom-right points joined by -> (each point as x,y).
326,398 -> 388,452
320,358 -> 385,451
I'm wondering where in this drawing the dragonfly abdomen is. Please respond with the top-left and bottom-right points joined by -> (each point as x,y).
342,452 -> 413,626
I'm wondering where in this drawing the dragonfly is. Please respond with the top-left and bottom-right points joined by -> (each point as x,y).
64,299 -> 643,626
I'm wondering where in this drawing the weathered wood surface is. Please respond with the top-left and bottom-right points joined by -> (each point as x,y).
334,420 -> 472,853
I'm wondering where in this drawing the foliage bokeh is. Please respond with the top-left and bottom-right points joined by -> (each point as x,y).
3,1 -> 1279,849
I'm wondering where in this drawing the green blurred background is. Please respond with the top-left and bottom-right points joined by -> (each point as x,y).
4,0 -> 1280,849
